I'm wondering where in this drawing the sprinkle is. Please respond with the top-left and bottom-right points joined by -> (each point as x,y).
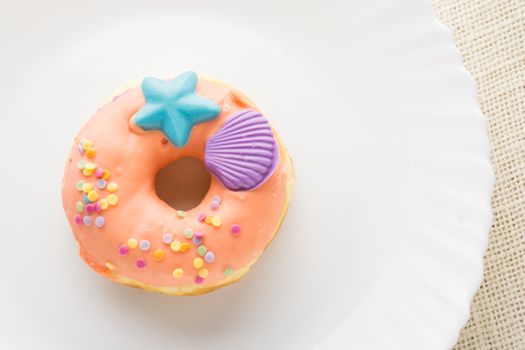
178,242 -> 190,252
195,276 -> 204,284
192,236 -> 202,246
162,233 -> 173,244
136,258 -> 146,268
82,193 -> 91,204
86,147 -> 96,158
107,194 -> 118,206
94,201 -> 101,212
196,245 -> 207,256
197,213 -> 206,222
177,210 -> 186,218
82,140 -> 93,150
212,195 -> 221,204
87,190 -> 98,202
75,215 -> 83,225
193,257 -> 204,269
139,240 -> 150,251
118,245 -> 129,255
231,224 -> 241,235
85,203 -> 95,214
127,238 -> 138,249
224,267 -> 234,276
76,160 -> 86,169
172,268 -> 184,278
95,216 -> 105,227
82,182 -> 94,193
194,231 -> 205,238
96,179 -> 107,189
183,228 -> 193,239
84,163 -> 96,171
82,168 -> 93,176
204,251 -> 215,263
170,240 -> 181,252
211,216 -> 222,227
83,216 -> 93,225
75,180 -> 85,191
95,168 -> 104,178
102,169 -> 110,180
77,144 -> 85,155
107,182 -> 118,192
76,201 -> 85,213
210,201 -> 219,211
205,216 -> 212,224
99,198 -> 109,210
153,249 -> 165,261
198,268 -> 209,278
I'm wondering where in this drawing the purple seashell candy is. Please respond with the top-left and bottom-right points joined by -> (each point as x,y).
204,109 -> 279,191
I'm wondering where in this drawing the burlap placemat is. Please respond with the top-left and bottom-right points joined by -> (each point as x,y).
432,1 -> 525,349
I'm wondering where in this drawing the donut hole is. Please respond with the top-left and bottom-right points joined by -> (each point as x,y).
155,157 -> 211,211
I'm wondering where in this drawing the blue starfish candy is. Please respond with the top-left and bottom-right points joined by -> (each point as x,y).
132,71 -> 221,147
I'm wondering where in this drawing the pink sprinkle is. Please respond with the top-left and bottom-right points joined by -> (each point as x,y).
75,215 -> 83,225
136,259 -> 146,268
95,167 -> 104,178
231,224 -> 241,235
118,245 -> 129,256
94,202 -> 101,212
195,276 -> 204,284
86,204 -> 95,214
197,213 -> 206,222
210,201 -> 219,211
194,231 -> 205,238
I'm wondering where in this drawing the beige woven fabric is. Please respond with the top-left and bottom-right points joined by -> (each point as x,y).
433,1 -> 525,349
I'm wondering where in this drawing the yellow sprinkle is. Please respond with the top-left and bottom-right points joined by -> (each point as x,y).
82,140 -> 93,150
198,268 -> 209,278
193,257 -> 204,269
84,163 -> 96,171
107,182 -> 118,192
204,216 -> 212,224
102,169 -> 110,180
170,240 -> 181,252
153,249 -> 165,261
87,190 -> 98,201
127,238 -> 138,249
211,216 -> 222,227
107,194 -> 118,206
179,242 -> 191,253
172,268 -> 184,278
82,182 -> 93,193
105,262 -> 116,270
86,147 -> 96,158
99,198 -> 109,210
82,168 -> 93,176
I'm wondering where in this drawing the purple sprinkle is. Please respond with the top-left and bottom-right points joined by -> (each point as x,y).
162,233 -> 173,244
136,259 -> 146,268
195,276 -> 204,284
96,179 -> 107,189
83,216 -> 93,225
192,236 -> 202,246
86,204 -> 95,214
75,215 -> 83,225
95,216 -> 105,228
194,231 -> 205,238
94,202 -> 101,212
212,195 -> 221,204
210,201 -> 220,211
231,224 -> 241,235
118,245 -> 129,255
77,144 -> 85,155
204,251 -> 215,263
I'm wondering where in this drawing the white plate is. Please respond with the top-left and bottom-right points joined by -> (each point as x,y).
0,1 -> 493,349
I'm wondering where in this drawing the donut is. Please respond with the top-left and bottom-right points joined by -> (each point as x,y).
61,71 -> 295,295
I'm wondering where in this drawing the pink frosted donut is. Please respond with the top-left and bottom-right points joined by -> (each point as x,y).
61,71 -> 295,295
